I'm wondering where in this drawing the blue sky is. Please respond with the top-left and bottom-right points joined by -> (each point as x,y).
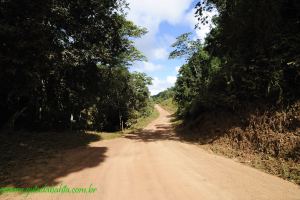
126,0 -> 216,95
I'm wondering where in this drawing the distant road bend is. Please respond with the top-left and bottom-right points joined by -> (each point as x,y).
3,105 -> 300,200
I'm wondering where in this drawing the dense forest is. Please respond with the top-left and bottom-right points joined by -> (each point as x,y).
0,0 -> 153,131
171,0 -> 300,117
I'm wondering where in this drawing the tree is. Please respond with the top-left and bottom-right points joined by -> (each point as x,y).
169,33 -> 220,116
0,0 -> 150,131
196,0 -> 300,103
171,0 -> 300,118
169,32 -> 201,60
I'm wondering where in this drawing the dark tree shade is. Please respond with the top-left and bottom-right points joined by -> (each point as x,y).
0,0 -> 151,131
171,0 -> 300,117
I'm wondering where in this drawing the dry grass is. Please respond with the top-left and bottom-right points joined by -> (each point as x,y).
159,98 -> 177,114
202,143 -> 300,184
175,101 -> 300,184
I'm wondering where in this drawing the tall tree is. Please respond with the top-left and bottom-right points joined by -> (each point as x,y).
0,0 -> 150,131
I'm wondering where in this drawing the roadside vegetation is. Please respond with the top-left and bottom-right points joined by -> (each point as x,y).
165,0 -> 300,184
128,103 -> 159,130
153,88 -> 177,114
159,98 -> 177,114
0,0 -> 154,133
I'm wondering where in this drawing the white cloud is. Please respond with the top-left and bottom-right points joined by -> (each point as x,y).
127,0 -> 193,28
175,66 -> 181,73
152,48 -> 169,60
149,76 -> 177,95
131,61 -> 163,72
166,76 -> 177,84
127,0 -> 193,61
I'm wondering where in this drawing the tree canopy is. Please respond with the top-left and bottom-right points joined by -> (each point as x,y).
171,0 -> 300,117
0,0 -> 152,131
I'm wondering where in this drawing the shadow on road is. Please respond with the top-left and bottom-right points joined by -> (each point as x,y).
0,131 -> 107,187
1,146 -> 107,188
124,123 -> 180,142
123,111 -> 225,145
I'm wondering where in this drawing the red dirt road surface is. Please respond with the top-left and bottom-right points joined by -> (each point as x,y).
1,105 -> 300,200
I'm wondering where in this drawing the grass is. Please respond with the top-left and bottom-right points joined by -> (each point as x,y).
87,105 -> 160,138
206,144 -> 300,185
91,106 -> 160,138
86,131 -> 123,140
158,98 -> 177,114
128,107 -> 160,131
98,132 -> 123,140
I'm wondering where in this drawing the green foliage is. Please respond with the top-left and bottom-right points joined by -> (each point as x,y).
172,0 -> 300,118
170,36 -> 221,116
125,72 -> 153,128
169,33 -> 201,60
127,100 -> 159,130
0,0 -> 152,131
153,87 -> 175,102
153,88 -> 177,114
198,0 -> 300,103
152,88 -> 177,113
159,98 -> 178,114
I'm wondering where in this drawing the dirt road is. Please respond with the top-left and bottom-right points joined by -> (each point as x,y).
2,105 -> 300,200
